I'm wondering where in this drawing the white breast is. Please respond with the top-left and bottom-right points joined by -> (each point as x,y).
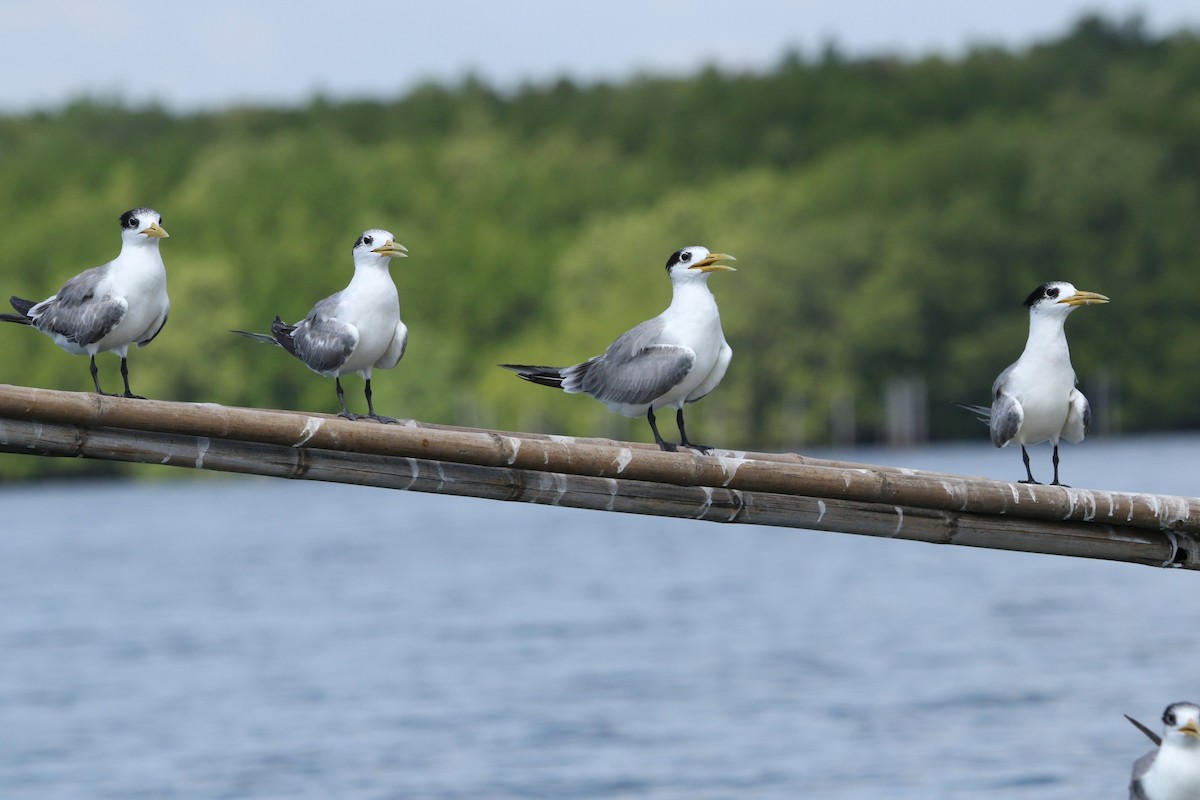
335,270 -> 401,375
1142,744 -> 1200,799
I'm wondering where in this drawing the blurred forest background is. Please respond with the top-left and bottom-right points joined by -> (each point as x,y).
1,15 -> 1198,477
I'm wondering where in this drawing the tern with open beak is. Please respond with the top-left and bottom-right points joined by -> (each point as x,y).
503,245 -> 736,452
960,281 -> 1108,486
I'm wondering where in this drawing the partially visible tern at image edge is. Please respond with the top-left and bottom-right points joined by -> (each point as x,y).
0,207 -> 170,399
503,245 -> 736,453
1127,702 -> 1200,800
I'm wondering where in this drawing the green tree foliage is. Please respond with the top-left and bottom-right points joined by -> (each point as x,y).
1,16 -> 1198,476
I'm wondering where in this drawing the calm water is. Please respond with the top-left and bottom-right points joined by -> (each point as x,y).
1,435 -> 1198,799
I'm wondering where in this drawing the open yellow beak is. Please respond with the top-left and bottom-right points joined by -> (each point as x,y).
141,222 -> 169,239
1181,721 -> 1200,738
1059,289 -> 1108,306
372,240 -> 409,258
690,252 -> 736,273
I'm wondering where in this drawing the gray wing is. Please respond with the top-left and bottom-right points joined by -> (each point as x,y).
137,309 -> 169,348
990,361 -> 1016,400
291,294 -> 358,374
374,320 -> 408,370
989,363 -> 1022,447
31,265 -> 126,346
1063,387 -> 1090,444
1130,750 -> 1156,799
569,318 -> 693,405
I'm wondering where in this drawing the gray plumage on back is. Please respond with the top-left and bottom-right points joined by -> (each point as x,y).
989,363 -> 1023,447
570,318 -> 695,406
31,266 -> 126,347
289,293 -> 359,375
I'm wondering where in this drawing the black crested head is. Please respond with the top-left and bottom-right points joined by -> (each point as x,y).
665,248 -> 693,272
1022,282 -> 1063,307
119,207 -> 160,231
1164,702 -> 1200,727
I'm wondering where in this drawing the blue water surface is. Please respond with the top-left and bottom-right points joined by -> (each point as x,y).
0,434 -> 1197,799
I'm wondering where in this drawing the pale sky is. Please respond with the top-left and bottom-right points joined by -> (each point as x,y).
1,0 -> 1197,113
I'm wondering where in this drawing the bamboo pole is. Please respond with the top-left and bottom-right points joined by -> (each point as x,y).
0,415 -> 1187,569
0,383 -> 1197,568
1,384 -> 1198,541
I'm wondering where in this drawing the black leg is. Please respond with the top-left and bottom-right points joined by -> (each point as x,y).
119,357 -> 144,399
1018,446 -> 1041,484
647,408 -> 677,452
335,377 -> 360,420
364,378 -> 396,424
1050,444 -> 1068,487
88,355 -> 108,395
676,408 -> 713,454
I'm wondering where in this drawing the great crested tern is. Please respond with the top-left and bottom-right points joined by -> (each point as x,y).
502,245 -> 736,453
960,281 -> 1108,486
234,229 -> 409,422
0,208 -> 170,398
1129,702 -> 1200,800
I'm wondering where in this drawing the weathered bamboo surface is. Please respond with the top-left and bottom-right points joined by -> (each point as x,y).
0,383 -> 1197,570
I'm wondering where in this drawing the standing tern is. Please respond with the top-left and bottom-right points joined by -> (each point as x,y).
960,281 -> 1108,486
234,229 -> 409,422
502,246 -> 736,453
1129,702 -> 1200,799
0,208 -> 170,398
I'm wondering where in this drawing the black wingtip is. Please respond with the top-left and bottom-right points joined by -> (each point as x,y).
9,296 -> 35,316
500,363 -> 566,389
0,296 -> 34,325
269,315 -> 300,357
1125,714 -> 1162,747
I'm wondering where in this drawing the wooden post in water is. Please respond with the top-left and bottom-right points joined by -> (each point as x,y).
0,383 -> 1197,570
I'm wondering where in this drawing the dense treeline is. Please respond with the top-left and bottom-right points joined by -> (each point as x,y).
1,16 -> 1198,477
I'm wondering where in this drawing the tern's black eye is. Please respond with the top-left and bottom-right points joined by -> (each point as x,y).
1165,710 -> 1177,726
1023,282 -> 1057,307
665,248 -> 688,271
363,235 -> 373,246
127,216 -> 139,230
